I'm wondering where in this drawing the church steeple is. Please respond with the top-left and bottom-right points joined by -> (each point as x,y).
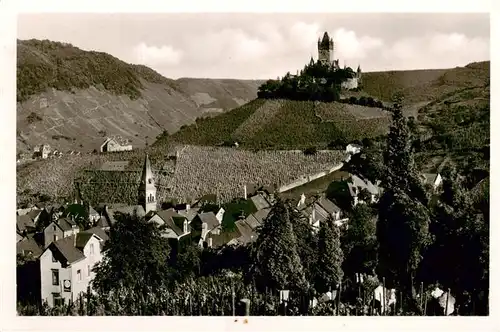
139,153 -> 157,213
317,31 -> 334,65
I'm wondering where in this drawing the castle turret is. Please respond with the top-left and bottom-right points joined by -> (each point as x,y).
317,31 -> 334,66
138,153 -> 157,213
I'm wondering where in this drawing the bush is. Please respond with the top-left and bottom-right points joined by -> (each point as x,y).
303,146 -> 318,155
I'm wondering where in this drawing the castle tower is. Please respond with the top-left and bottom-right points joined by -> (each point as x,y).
317,32 -> 334,66
357,64 -> 362,84
138,153 -> 157,213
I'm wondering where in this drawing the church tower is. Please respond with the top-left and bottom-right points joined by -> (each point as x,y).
317,32 -> 334,66
138,153 -> 157,213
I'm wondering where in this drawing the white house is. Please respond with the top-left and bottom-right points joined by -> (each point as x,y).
99,137 -> 132,153
347,175 -> 381,206
34,144 -> 51,159
422,173 -> 443,190
39,232 -> 103,306
346,144 -> 362,155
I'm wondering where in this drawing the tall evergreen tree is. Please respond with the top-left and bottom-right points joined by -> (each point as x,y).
314,217 -> 344,294
289,205 -> 317,281
251,198 -> 308,291
377,95 -> 432,298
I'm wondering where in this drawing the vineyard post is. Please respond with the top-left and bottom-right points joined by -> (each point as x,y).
423,293 -> 428,316
444,289 -> 450,316
382,277 -> 386,316
190,293 -> 193,316
232,278 -> 235,317
420,282 -> 424,309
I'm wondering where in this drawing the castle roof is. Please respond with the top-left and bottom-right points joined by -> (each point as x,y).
318,31 -> 332,48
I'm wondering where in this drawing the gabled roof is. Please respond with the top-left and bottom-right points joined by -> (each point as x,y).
244,215 -> 261,230
250,194 -> 271,211
16,215 -> 36,233
74,232 -> 95,249
16,237 -> 43,257
206,228 -> 242,248
177,207 -> 200,222
51,235 -> 86,264
85,227 -> 109,243
423,173 -> 439,184
348,175 -> 380,196
57,217 -> 77,232
96,215 -> 111,229
197,212 -> 220,231
234,219 -> 258,245
88,205 -> 99,216
155,209 -> 188,236
26,209 -> 42,220
316,196 -> 341,214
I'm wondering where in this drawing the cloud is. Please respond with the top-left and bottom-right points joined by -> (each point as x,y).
132,42 -> 183,66
379,32 -> 489,70
333,28 -> 384,61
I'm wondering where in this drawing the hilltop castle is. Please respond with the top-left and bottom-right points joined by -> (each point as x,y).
317,31 -> 362,90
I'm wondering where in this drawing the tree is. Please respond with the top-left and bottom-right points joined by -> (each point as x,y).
289,205 -> 317,281
92,212 -> 171,296
342,204 -> 378,276
377,95 -> 432,299
251,198 -> 308,291
314,217 -> 344,293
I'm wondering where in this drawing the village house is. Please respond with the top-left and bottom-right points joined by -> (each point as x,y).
298,194 -> 347,229
148,208 -> 191,240
33,144 -> 51,159
39,231 -> 103,307
176,204 -> 200,223
191,212 -> 222,247
99,137 -> 133,153
347,174 -> 382,206
17,235 -> 43,258
422,173 -> 443,190
43,217 -> 80,248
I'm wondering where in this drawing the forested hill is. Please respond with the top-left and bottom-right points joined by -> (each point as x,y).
16,39 -> 264,154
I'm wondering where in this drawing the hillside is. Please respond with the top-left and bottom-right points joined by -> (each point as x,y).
17,39 -> 264,154
362,61 -> 490,103
159,99 -> 391,150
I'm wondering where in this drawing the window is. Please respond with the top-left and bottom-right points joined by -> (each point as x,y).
53,225 -> 56,231
87,265 -> 91,277
89,243 -> 94,255
77,269 -> 82,281
51,269 -> 59,286
52,293 -> 63,306
52,254 -> 57,263
53,234 -> 58,242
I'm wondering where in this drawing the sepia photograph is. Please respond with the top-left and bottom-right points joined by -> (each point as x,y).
7,2 -> 491,325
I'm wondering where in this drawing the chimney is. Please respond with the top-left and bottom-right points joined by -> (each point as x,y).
207,237 -> 213,248
186,204 -> 190,212
183,220 -> 188,234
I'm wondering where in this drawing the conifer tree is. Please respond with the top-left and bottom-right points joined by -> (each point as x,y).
314,217 -> 344,294
289,205 -> 317,281
377,95 -> 432,298
251,198 -> 308,291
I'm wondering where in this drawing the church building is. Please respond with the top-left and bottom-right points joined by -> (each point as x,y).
138,154 -> 157,214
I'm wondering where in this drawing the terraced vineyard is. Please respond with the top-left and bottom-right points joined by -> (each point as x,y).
167,145 -> 346,203
163,99 -> 390,150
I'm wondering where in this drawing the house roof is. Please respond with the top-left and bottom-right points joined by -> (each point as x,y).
244,215 -> 261,230
177,207 -> 200,222
156,209 -> 187,236
197,212 -> 220,231
16,215 -> 36,233
96,215 -> 110,229
316,196 -> 341,214
16,237 -> 43,257
88,205 -> 99,216
17,233 -> 24,242
51,235 -> 86,264
234,219 -> 258,245
423,173 -> 439,184
57,217 -> 77,231
26,209 -> 42,220
85,227 -> 109,243
206,229 -> 242,248
250,194 -> 271,211
348,175 -> 380,196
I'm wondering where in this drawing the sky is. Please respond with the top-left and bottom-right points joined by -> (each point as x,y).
17,13 -> 490,80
